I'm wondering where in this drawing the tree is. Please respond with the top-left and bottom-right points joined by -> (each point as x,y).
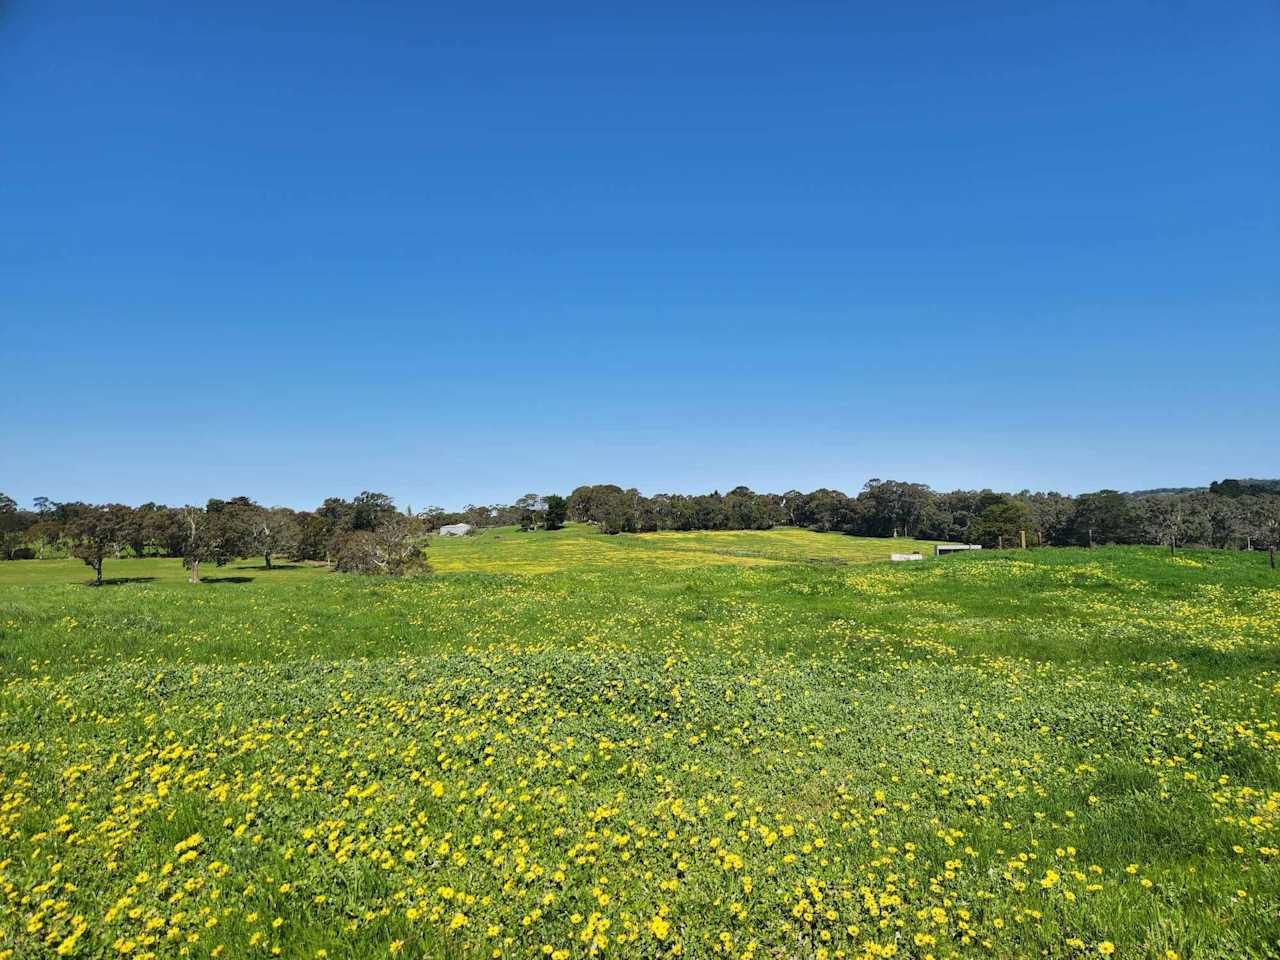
331,515 -> 430,576
1138,496 -> 1185,552
0,493 -> 23,560
514,493 -> 546,531
692,494 -> 728,531
968,499 -> 1029,548
419,506 -> 446,532
178,507 -> 211,583
858,480 -> 933,537
67,504 -> 129,585
723,487 -> 776,530
661,494 -> 700,531
293,511 -> 330,561
28,519 -> 63,559
206,498 -> 257,560
1234,495 -> 1279,561
122,502 -> 166,557
1205,496 -> 1241,549
1023,492 -> 1076,546
457,504 -> 495,528
544,495 -> 568,531
596,493 -> 635,534
0,494 -> 27,560
146,507 -> 186,558
115,505 -> 146,558
1070,491 -> 1138,547
351,491 -> 398,531
780,490 -> 804,527
568,485 -> 615,524
795,489 -> 854,533
1238,496 -> 1279,552
178,504 -> 248,583
251,507 -> 301,569
566,485 -> 639,533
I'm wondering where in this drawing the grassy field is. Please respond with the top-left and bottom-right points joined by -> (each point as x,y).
0,528 -> 1277,959
428,525 -> 941,574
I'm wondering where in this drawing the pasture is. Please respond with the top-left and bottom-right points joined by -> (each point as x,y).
0,527 -> 1276,959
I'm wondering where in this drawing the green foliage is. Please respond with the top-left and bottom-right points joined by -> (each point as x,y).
543,494 -> 568,530
66,503 -> 132,584
1210,478 -> 1280,498
968,498 -> 1029,547
1071,490 -> 1140,546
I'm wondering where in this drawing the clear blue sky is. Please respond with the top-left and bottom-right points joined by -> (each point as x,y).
2,1 -> 1276,510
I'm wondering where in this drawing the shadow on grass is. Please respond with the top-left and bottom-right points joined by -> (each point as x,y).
91,577 -> 158,586
200,576 -> 254,584
235,564 -> 304,571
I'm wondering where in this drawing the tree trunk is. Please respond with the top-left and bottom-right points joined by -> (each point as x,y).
1271,545 -> 1276,570
94,558 -> 103,586
264,552 -> 273,570
190,559 -> 201,583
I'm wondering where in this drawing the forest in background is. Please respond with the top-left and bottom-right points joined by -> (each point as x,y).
3,478 -> 1279,574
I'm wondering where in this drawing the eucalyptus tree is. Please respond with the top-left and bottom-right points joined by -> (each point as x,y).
68,503 -> 131,585
251,506 -> 300,569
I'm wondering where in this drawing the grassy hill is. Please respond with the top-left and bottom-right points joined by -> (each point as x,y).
0,530 -> 1276,958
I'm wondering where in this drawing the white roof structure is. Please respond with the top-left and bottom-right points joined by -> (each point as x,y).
439,523 -> 473,537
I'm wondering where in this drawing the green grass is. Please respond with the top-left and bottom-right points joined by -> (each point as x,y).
0,529 -> 1277,959
0,555 -> 328,587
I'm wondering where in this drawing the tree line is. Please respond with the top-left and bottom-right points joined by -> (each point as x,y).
2,479 -> 1278,583
0,493 -> 410,583
563,480 -> 1280,553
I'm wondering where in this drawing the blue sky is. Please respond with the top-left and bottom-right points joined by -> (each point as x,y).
2,1 -> 1277,510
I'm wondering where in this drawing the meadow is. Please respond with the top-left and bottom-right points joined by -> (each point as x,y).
0,526 -> 1276,959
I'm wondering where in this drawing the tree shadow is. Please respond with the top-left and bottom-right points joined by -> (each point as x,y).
92,577 -> 158,586
236,563 -> 303,571
200,576 -> 254,584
